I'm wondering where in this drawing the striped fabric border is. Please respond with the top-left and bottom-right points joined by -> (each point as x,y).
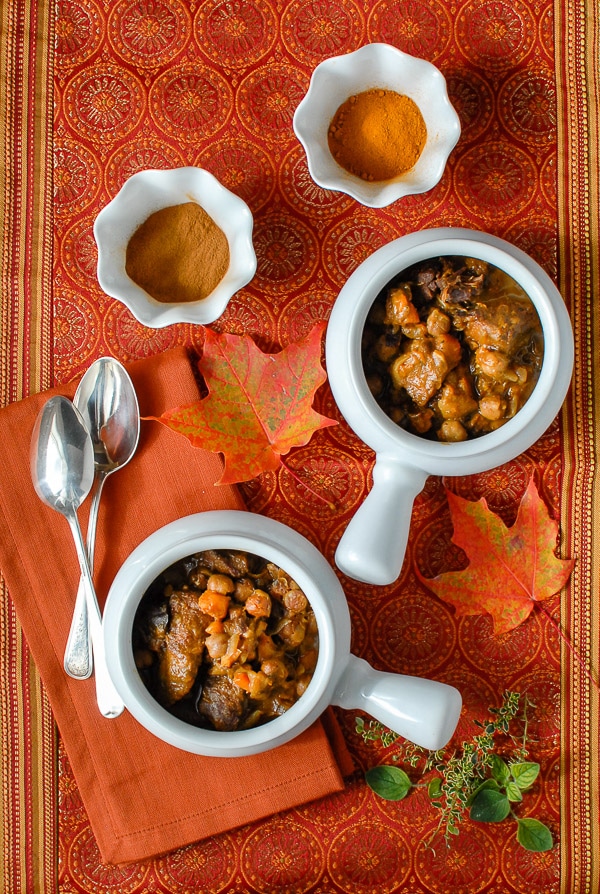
556,0 -> 600,890
0,1 -> 55,892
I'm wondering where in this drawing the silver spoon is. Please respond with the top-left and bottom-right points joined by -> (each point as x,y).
64,357 -> 140,680
30,396 -> 124,718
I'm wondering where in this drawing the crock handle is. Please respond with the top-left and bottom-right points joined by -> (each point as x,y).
332,655 -> 462,752
335,456 -> 429,586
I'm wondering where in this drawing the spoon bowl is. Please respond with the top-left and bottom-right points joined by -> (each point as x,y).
64,357 -> 140,680
31,395 -> 94,513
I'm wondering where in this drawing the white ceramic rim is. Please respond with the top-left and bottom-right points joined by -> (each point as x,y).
94,167 -> 257,328
325,228 -> 574,475
103,511 -> 348,756
293,43 -> 461,208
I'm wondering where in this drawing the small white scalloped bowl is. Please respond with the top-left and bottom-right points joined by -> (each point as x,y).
293,43 -> 461,208
94,167 -> 257,328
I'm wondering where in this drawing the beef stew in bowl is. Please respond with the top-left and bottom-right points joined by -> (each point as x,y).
133,548 -> 318,732
362,255 -> 544,442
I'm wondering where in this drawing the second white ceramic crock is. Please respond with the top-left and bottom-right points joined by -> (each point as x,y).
103,511 -> 462,757
326,228 -> 574,586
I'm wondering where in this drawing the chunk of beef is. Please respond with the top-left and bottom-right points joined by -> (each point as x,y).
197,674 -> 248,731
158,590 -> 211,704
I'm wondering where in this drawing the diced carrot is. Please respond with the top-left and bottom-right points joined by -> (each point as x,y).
205,618 -> 224,635
233,670 -> 251,691
198,589 -> 230,619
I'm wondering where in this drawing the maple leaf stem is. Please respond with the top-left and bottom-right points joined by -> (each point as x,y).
534,600 -> 600,692
280,460 -> 336,510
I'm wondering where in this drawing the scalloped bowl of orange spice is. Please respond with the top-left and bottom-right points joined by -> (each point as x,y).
94,167 -> 257,328
293,43 -> 461,208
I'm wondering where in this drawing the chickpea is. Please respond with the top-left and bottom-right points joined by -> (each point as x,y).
278,614 -> 307,646
375,334 -> 400,363
205,633 -> 228,659
434,333 -> 462,368
245,589 -> 272,618
384,284 -> 420,327
261,658 -> 288,684
206,573 -> 235,595
514,365 -> 529,383
426,307 -> 451,336
408,408 -> 433,433
296,675 -> 312,697
475,347 -> 510,378
402,323 -> 428,340
188,569 -> 209,590
366,373 -> 384,397
297,648 -> 318,674
439,419 -> 468,442
478,394 -> 506,421
282,588 -> 308,614
233,577 -> 255,603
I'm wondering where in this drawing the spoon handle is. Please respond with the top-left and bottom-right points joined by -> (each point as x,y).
65,510 -> 124,719
64,471 -> 106,679
63,595 -> 91,678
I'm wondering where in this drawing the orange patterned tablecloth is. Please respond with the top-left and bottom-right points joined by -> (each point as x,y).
1,0 -> 599,891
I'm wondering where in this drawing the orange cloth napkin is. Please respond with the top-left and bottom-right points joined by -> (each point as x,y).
0,347 -> 353,865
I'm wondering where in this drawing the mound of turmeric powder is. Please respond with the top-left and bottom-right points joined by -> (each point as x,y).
327,89 -> 427,182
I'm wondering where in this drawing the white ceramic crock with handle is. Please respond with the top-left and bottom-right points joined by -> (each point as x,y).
102,510 -> 462,757
326,228 -> 574,586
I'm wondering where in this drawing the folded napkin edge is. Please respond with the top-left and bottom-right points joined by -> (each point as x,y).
110,732 -> 344,844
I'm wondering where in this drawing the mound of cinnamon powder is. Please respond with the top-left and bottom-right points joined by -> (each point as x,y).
125,202 -> 230,304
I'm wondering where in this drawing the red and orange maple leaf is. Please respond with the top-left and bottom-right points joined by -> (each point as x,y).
148,322 -> 337,484
417,479 -> 574,635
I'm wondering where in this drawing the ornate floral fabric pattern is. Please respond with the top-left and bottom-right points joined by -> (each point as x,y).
2,0 -> 599,890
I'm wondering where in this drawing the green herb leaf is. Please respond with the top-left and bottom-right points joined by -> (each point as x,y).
466,778 -> 500,807
469,789 -> 511,823
366,765 -> 412,801
516,817 -> 554,852
491,754 -> 511,785
511,762 -> 540,791
428,777 -> 443,798
506,781 -> 524,802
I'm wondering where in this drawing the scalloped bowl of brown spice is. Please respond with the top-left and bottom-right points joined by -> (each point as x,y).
94,167 -> 257,328
293,43 -> 461,208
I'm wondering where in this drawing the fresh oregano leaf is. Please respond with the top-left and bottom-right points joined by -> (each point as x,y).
491,754 -> 511,785
466,778 -> 500,807
506,781 -> 524,802
469,788 -> 511,823
510,761 -> 540,791
366,765 -> 412,801
516,817 -> 554,851
428,777 -> 443,798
